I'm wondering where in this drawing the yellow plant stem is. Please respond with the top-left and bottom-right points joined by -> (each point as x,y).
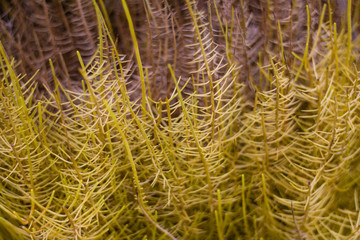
120,0 -> 147,114
185,0 -> 216,140
293,5 -> 311,84
105,100 -> 177,240
168,64 -> 214,212
346,0 -> 352,66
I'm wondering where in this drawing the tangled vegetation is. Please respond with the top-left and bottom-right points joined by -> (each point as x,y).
0,0 -> 360,239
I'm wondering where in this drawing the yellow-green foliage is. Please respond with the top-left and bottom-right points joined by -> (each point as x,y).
0,0 -> 360,239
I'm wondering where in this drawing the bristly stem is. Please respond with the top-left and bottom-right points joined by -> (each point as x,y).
105,100 -> 177,240
185,0 -> 216,140
169,64 -> 214,212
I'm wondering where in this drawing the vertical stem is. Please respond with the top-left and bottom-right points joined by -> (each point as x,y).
120,0 -> 147,114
